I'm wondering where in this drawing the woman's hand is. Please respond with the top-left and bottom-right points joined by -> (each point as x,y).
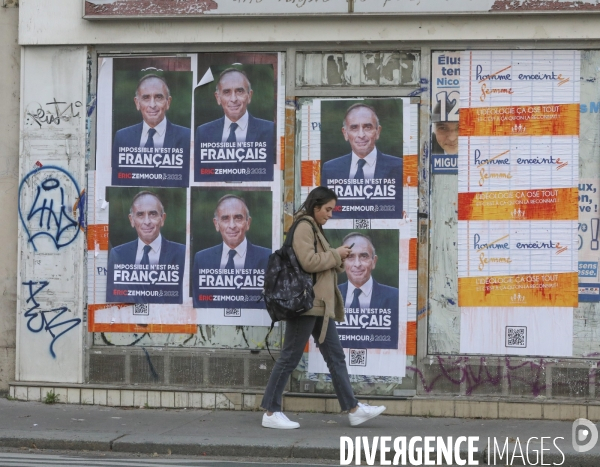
336,245 -> 352,260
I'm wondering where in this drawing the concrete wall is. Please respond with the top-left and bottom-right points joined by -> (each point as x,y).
18,0 -> 600,46
11,0 -> 600,401
0,1 -> 20,392
16,46 -> 87,383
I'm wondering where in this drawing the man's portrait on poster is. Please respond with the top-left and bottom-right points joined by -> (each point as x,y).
336,232 -> 399,349
106,191 -> 186,304
112,74 -> 191,186
320,103 -> 403,218
194,67 -> 275,182
338,233 -> 398,311
192,194 -> 271,308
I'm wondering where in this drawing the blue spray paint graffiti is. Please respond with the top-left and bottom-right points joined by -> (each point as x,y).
408,78 -> 430,97
18,165 -> 85,252
23,280 -> 82,359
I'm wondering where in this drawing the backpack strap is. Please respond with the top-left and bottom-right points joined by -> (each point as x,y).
264,219 -> 319,361
265,320 -> 276,362
285,218 -> 318,251
285,218 -> 318,284
284,218 -> 313,246
264,219 -> 318,309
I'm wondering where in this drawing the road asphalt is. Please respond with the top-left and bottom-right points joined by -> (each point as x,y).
1,396 -> 599,465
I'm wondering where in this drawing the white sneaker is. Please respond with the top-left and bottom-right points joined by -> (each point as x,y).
348,402 -> 386,426
262,411 -> 300,429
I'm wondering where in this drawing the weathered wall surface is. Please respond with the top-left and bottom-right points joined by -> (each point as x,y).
0,1 -> 20,392
18,0 -> 600,46
422,49 -> 600,399
16,46 -> 87,383
11,0 -> 600,401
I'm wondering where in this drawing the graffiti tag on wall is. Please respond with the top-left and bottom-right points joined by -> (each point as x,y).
25,99 -> 83,128
18,165 -> 85,252
22,280 -> 81,359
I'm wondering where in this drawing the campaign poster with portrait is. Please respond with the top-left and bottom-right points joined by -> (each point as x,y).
431,51 -> 460,174
307,218 -> 410,378
109,57 -> 192,187
319,99 -> 403,219
190,188 -> 273,310
193,59 -> 277,183
105,187 -> 187,304
326,229 -> 399,349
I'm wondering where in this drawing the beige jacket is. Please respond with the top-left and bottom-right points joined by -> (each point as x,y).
291,214 -> 345,343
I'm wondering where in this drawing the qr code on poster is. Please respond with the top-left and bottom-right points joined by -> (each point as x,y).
133,304 -> 149,315
349,349 -> 367,366
224,308 -> 241,317
505,326 -> 527,348
353,219 -> 371,230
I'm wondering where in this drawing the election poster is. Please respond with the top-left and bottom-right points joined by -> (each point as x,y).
90,53 -> 284,332
314,98 -> 404,219
458,50 -> 580,356
300,97 -> 417,377
193,58 -> 277,183
106,57 -> 192,187
105,186 -> 187,304
87,172 -> 197,333
190,187 -> 273,311
307,219 -> 410,378
325,229 -> 399,349
431,51 -> 460,174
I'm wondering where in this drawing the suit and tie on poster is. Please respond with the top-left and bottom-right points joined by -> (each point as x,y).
326,230 -> 399,349
319,99 -> 403,219
300,96 -> 413,377
194,62 -> 277,182
111,66 -> 192,187
190,188 -> 273,310
105,187 -> 187,304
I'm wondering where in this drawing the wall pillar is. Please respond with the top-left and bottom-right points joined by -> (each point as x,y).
16,46 -> 88,384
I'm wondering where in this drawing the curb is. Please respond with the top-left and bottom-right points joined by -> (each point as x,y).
3,432 -> 600,465
11,383 -> 600,422
0,431 -> 113,452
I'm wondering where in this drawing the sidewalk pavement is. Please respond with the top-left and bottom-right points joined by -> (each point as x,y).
1,396 -> 599,465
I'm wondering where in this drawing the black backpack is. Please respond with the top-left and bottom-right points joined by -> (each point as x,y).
262,219 -> 318,358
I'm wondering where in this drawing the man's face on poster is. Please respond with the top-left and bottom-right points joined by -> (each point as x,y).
433,121 -> 459,154
215,72 -> 253,123
213,198 -> 251,249
342,107 -> 382,158
129,194 -> 166,245
343,236 -> 378,288
134,77 -> 172,128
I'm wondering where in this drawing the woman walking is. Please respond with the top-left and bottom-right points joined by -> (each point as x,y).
261,187 -> 386,429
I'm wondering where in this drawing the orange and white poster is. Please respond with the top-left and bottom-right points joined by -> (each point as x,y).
459,50 -> 580,356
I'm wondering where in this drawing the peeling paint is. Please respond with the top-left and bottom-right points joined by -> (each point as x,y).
85,0 -> 218,16
296,52 -> 420,88
491,0 -> 600,11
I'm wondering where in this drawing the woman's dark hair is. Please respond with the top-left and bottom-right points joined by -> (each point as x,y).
297,187 -> 338,228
